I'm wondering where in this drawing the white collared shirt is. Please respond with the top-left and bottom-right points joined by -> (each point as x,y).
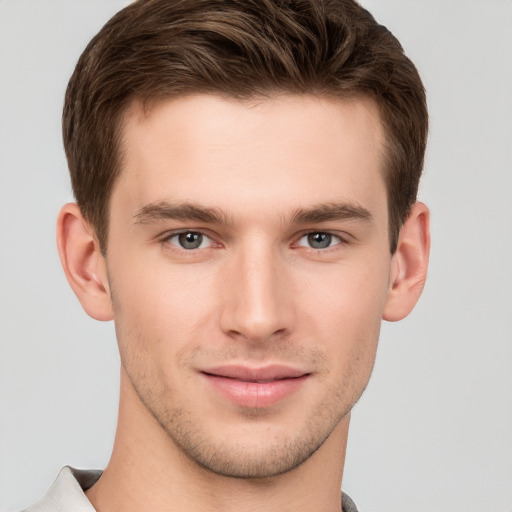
23,466 -> 359,512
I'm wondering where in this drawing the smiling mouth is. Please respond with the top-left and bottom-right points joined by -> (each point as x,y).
200,365 -> 310,408
206,377 -> 296,383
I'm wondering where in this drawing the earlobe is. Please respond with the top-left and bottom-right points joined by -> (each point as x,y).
383,202 -> 430,322
56,203 -> 114,321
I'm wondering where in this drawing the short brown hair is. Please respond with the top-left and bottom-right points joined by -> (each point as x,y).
63,0 -> 427,253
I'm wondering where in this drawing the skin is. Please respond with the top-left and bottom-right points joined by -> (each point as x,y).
57,94 -> 430,512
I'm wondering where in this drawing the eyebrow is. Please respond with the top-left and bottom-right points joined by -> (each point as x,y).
134,201 -> 231,225
133,200 -> 372,226
290,202 -> 373,224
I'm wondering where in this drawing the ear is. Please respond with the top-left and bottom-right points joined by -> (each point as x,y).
383,202 -> 430,322
56,203 -> 114,321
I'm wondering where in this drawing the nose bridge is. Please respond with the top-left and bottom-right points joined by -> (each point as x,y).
220,236 -> 292,342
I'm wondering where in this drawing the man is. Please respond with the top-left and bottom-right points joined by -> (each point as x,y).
26,0 -> 430,510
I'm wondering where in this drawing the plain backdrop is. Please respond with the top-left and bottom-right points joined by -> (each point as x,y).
0,1 -> 511,511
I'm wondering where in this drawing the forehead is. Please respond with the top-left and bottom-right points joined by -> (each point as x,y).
114,93 -> 387,222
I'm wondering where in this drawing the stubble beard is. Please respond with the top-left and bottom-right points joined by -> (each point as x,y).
126,361 -> 367,480
111,284 -> 379,480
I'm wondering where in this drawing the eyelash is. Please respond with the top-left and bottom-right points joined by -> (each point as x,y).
160,230 -> 218,251
294,232 -> 349,251
160,229 -> 350,253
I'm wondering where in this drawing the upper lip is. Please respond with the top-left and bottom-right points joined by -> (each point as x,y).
201,364 -> 309,382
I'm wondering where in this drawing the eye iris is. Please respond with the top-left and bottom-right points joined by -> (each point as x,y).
308,232 -> 331,249
178,232 -> 203,249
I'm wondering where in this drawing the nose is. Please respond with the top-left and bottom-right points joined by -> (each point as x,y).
219,241 -> 294,344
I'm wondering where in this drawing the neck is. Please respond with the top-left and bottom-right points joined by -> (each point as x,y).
86,371 -> 349,512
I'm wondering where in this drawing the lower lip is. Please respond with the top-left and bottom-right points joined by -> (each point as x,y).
202,373 -> 309,408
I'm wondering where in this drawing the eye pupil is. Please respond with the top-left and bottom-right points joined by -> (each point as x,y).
178,232 -> 203,249
308,232 -> 332,249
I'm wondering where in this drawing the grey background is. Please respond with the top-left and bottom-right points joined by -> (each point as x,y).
0,1 -> 511,511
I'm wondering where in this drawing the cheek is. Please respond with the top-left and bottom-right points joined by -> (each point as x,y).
109,257 -> 219,356
295,257 -> 390,365
298,256 -> 391,325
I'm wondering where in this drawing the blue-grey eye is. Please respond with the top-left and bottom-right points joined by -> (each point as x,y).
308,232 -> 332,249
297,232 -> 341,249
170,231 -> 208,250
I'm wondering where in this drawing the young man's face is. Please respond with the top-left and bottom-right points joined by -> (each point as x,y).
104,94 -> 395,477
